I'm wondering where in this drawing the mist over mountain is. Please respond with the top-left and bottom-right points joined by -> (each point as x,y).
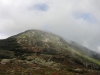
0,29 -> 100,75
1,0 -> 100,53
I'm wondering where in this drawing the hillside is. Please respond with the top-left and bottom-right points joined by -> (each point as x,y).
68,41 -> 100,61
0,29 -> 100,75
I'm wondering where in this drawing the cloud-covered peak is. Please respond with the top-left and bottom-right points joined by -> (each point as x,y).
0,0 -> 100,52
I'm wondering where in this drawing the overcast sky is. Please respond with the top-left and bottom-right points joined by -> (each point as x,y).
0,0 -> 100,52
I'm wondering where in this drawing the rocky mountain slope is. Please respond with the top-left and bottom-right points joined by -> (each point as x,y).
0,29 -> 100,75
68,41 -> 100,61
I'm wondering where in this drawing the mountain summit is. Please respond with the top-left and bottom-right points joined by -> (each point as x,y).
0,29 -> 68,55
0,29 -> 100,75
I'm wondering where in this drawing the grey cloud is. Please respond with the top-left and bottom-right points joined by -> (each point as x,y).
30,3 -> 49,11
74,12 -> 96,23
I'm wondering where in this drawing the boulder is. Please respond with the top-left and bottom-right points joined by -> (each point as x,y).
1,59 -> 14,64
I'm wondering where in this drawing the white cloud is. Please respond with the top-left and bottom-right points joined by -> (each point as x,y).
0,0 -> 100,52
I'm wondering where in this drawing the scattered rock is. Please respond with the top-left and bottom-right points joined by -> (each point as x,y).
15,60 -> 24,64
74,68 -> 83,74
0,59 -> 14,64
25,61 -> 33,64
26,56 -> 34,61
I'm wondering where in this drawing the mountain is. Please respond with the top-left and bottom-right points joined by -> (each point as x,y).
0,29 -> 100,75
67,41 -> 100,61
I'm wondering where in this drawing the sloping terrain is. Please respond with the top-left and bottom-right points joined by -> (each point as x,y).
0,29 -> 100,75
68,41 -> 100,61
